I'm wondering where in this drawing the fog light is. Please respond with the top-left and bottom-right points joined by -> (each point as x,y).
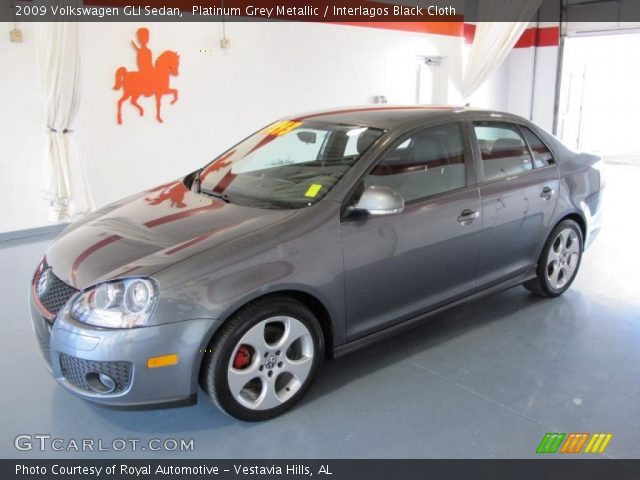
85,371 -> 116,393
99,373 -> 116,391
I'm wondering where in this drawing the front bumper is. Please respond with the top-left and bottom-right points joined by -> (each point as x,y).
30,291 -> 220,408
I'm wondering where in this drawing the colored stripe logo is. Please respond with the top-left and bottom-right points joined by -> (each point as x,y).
537,433 -> 612,454
536,433 -> 565,453
584,433 -> 613,454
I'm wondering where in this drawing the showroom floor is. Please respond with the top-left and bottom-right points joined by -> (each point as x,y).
1,163 -> 638,459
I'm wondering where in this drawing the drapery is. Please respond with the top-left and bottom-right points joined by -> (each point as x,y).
462,0 -> 543,100
36,22 -> 93,223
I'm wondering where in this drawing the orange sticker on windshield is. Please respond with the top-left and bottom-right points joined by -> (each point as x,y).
305,184 -> 323,198
263,120 -> 302,136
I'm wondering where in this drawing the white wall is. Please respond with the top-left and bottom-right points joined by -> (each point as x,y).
77,21 -> 463,216
0,22 -> 46,232
466,58 -> 510,111
0,21 -> 511,233
507,47 -> 536,119
505,25 -> 560,133
530,46 -> 558,131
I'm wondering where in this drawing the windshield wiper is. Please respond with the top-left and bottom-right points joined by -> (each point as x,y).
201,190 -> 231,203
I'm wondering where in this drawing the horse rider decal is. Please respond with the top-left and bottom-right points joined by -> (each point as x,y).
114,27 -> 180,124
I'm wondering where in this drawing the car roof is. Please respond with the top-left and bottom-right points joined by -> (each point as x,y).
286,105 -> 500,130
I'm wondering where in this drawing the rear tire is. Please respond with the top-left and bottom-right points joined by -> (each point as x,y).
524,219 -> 583,297
200,296 -> 324,421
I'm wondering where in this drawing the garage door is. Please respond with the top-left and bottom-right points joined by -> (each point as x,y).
564,0 -> 640,36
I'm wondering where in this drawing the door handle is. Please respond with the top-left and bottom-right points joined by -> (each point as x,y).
540,186 -> 554,200
457,209 -> 480,225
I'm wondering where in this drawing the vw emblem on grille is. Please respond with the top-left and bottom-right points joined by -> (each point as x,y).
264,355 -> 277,370
37,268 -> 51,297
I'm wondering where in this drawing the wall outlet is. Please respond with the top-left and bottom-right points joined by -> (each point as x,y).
9,28 -> 23,43
220,38 -> 231,49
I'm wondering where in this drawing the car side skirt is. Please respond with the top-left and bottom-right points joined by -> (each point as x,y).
333,271 -> 537,358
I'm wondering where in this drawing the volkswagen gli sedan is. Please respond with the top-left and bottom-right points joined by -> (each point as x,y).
30,107 -> 604,421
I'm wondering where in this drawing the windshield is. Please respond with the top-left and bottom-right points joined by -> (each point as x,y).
198,120 -> 385,209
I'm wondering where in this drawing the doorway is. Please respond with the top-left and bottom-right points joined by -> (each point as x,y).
558,33 -> 640,158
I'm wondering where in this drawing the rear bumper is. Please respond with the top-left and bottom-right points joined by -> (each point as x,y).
29,290 -> 220,408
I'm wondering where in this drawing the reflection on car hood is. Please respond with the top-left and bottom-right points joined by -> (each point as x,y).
46,180 -> 297,289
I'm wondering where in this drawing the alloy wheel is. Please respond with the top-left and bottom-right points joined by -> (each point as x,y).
227,316 -> 314,411
545,227 -> 580,290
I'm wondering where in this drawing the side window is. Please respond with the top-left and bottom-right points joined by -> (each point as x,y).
473,122 -> 533,182
521,126 -> 554,168
364,123 -> 466,203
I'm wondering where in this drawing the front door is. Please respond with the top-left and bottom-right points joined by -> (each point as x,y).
341,122 -> 482,341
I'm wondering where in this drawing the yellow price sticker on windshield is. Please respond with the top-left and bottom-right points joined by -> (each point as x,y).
263,120 -> 302,136
305,184 -> 323,198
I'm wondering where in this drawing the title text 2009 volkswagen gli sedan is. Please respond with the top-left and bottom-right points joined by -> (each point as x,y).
30,107 -> 604,421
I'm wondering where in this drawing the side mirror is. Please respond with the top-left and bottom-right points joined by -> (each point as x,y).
353,185 -> 404,216
296,131 -> 317,144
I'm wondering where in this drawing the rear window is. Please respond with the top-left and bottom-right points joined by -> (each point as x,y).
521,127 -> 554,168
473,122 -> 533,182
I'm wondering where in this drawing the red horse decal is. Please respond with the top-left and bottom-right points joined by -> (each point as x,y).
114,27 -> 180,124
145,182 -> 188,208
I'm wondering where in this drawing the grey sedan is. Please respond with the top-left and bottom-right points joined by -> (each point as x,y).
30,106 -> 604,420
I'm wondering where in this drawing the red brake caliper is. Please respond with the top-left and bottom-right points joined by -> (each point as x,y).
233,345 -> 251,369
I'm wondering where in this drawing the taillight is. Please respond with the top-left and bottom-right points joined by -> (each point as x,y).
592,159 -> 606,189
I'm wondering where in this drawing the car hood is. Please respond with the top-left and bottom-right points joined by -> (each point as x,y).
46,180 -> 298,289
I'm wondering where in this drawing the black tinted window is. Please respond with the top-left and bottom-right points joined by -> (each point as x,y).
365,123 -> 466,203
521,126 -> 554,168
474,122 -> 533,181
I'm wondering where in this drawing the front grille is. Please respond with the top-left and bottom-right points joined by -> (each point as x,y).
59,353 -> 132,394
37,261 -> 79,318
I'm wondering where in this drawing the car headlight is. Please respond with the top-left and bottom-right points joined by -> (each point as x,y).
70,278 -> 158,329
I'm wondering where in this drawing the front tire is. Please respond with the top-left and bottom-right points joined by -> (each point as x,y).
524,219 -> 583,297
200,296 -> 324,421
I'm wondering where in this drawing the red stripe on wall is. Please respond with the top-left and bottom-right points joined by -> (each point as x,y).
309,21 -> 559,48
514,26 -> 559,48
464,24 -> 559,47
463,23 -> 476,44
535,26 -> 560,47
331,21 -> 464,37
514,28 -> 536,48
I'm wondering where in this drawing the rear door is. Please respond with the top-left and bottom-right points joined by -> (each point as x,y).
471,119 -> 559,288
341,122 -> 482,340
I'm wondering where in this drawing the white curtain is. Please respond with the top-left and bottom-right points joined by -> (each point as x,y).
36,22 -> 93,223
462,0 -> 543,100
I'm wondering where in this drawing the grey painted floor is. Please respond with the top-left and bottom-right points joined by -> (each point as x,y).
1,164 -> 638,459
